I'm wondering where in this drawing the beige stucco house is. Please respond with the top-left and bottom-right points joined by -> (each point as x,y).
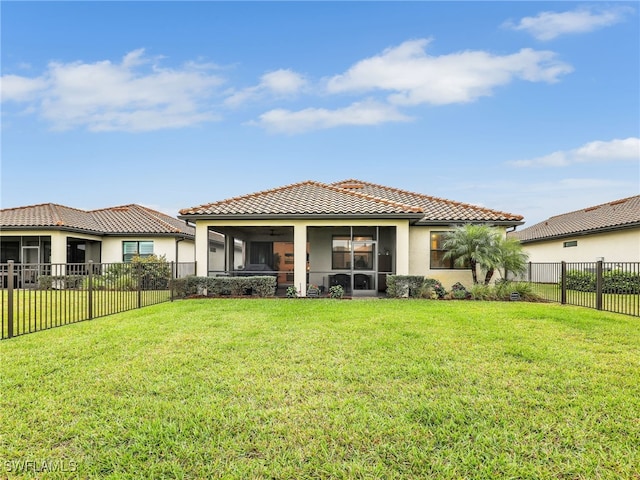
510,195 -> 640,263
179,179 -> 524,296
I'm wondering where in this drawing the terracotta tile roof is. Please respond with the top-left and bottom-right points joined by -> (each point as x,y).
510,195 -> 640,242
333,179 -> 524,223
0,203 -> 194,237
92,205 -> 193,235
179,179 -> 522,224
179,180 -> 424,217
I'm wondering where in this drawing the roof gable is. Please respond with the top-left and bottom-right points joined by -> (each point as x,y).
511,195 -> 640,242
0,203 -> 194,237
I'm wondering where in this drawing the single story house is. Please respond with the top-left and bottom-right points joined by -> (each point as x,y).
0,203 -> 195,278
509,195 -> 640,263
179,179 -> 524,296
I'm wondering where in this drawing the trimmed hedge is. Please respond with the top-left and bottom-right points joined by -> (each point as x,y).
565,269 -> 640,294
37,275 -> 85,290
169,276 -> 277,298
386,275 -> 428,298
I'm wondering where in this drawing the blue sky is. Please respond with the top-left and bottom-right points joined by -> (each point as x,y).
2,1 -> 638,226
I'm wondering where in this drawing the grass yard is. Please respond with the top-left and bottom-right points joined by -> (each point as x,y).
1,289 -> 171,338
528,283 -> 640,317
1,299 -> 639,479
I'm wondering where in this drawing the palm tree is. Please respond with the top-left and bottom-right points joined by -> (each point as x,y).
442,224 -> 501,285
495,236 -> 529,281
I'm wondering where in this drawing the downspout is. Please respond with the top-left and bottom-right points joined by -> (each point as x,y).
175,237 -> 185,264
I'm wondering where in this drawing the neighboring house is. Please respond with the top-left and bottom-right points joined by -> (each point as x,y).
0,203 -> 195,269
509,195 -> 640,263
178,179 -> 524,296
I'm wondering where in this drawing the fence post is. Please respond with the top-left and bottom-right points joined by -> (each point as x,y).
170,261 -> 175,302
87,261 -> 93,320
561,261 -> 567,304
596,260 -> 603,311
137,263 -> 142,309
528,262 -> 532,282
7,260 -> 14,338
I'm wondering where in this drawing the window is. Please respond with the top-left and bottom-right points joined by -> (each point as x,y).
332,235 -> 373,270
430,232 -> 467,269
0,239 -> 20,263
123,241 -> 154,262
563,241 -> 578,248
332,236 -> 351,269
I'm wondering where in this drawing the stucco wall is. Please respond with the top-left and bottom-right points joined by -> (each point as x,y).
521,228 -> 640,263
408,226 -> 509,289
101,236 -> 194,263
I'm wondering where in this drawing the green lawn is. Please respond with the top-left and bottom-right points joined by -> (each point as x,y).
1,299 -> 639,479
527,283 -> 640,317
1,289 -> 171,338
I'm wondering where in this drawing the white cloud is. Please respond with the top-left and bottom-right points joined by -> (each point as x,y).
326,38 -> 572,106
509,137 -> 640,167
1,74 -> 48,102
1,49 -> 224,132
225,69 -> 307,107
504,6 -> 634,41
252,99 -> 411,134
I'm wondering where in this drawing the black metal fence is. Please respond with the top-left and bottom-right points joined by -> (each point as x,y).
1,260 -> 196,339
518,261 -> 640,317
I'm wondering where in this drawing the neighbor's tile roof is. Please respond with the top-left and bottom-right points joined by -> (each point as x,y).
511,195 -> 640,242
180,179 -> 523,223
0,203 -> 194,237
92,205 -> 194,235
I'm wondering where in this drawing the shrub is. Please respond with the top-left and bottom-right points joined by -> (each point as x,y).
286,285 -> 298,298
565,270 -> 596,292
603,270 -> 640,294
38,275 -> 84,290
449,282 -> 471,300
469,284 -> 496,301
468,281 -> 542,302
386,275 -> 426,298
423,278 -> 447,299
328,285 -> 344,299
169,276 -> 201,298
246,276 -> 277,297
564,269 -> 640,294
494,281 -> 542,302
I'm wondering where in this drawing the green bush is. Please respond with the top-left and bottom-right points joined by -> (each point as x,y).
469,284 -> 497,301
603,270 -> 640,294
565,270 -> 596,292
328,285 -> 344,299
386,275 -> 426,298
423,278 -> 447,299
170,276 -> 276,298
169,276 -> 201,298
469,281 -> 542,302
449,282 -> 471,300
494,281 -> 541,301
38,275 -> 84,290
565,269 -> 640,294
246,276 -> 277,297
